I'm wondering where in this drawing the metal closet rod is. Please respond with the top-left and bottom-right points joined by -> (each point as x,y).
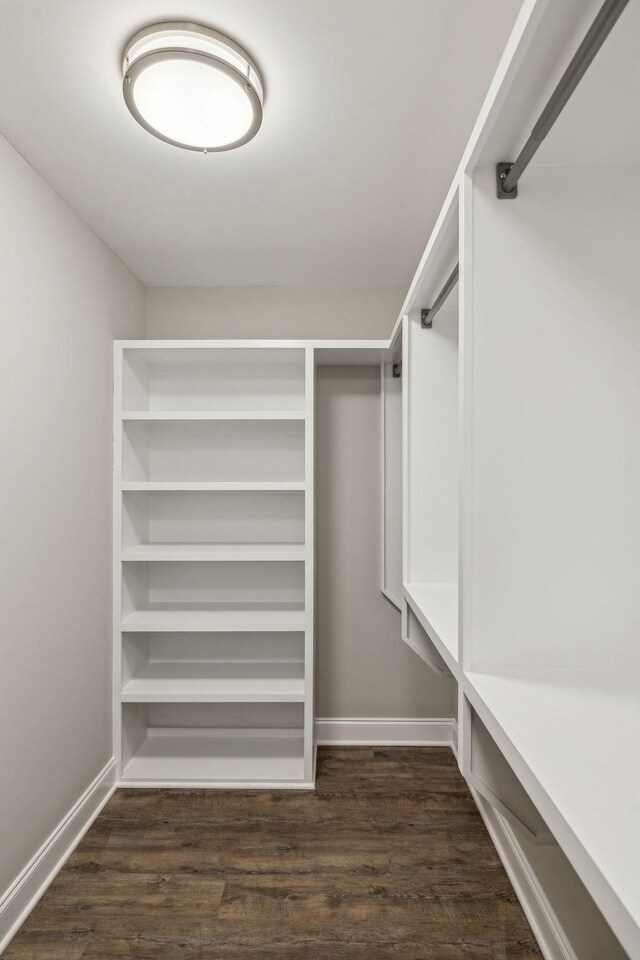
421,264 -> 459,328
497,0 -> 630,199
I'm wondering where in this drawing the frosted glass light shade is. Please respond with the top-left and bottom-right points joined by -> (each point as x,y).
122,22 -> 263,152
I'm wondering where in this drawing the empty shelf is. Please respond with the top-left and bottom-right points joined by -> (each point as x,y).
403,582 -> 458,672
122,659 -> 305,702
122,411 -> 305,421
465,668 -> 640,957
121,728 -> 306,784
121,543 -> 305,562
121,608 -> 306,632
121,481 -> 306,492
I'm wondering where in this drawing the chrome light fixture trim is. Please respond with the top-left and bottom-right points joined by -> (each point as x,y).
122,21 -> 264,152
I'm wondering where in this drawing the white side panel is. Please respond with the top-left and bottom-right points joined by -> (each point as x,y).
469,164 -> 640,672
113,344 -> 124,777
303,348 -> 315,782
380,363 -> 402,608
405,305 -> 459,586
458,172 -> 474,678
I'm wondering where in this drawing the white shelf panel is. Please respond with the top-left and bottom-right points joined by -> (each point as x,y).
464,669 -> 640,958
121,608 -> 306,633
122,659 -> 304,703
121,481 -> 305,492
121,543 -> 305,562
121,728 -> 305,783
403,582 -> 458,673
122,411 -> 305,421
120,338 -> 393,352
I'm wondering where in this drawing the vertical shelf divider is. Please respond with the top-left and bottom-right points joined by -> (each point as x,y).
113,342 -> 124,780
303,348 -> 315,782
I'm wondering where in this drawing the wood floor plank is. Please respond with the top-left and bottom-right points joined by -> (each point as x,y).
31,872 -> 226,918
3,747 -> 542,960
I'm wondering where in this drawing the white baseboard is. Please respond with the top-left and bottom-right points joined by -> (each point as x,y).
315,717 -> 456,746
450,719 -> 459,761
472,788 -> 575,960
0,758 -> 116,955
117,778 -> 315,791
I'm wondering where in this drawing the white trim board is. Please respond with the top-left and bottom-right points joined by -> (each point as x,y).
314,718 -> 455,746
0,759 -> 116,955
473,788 -> 576,960
117,777 -> 315,791
472,787 -> 628,960
380,361 -> 402,611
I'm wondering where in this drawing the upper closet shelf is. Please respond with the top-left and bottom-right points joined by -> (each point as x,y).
403,582 -> 458,674
118,340 -> 399,364
122,411 -> 305,421
121,608 -> 306,633
464,669 -> 640,959
121,481 -> 306,492
121,543 -> 305,562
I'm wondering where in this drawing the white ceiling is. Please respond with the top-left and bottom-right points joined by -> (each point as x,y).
0,0 -> 523,286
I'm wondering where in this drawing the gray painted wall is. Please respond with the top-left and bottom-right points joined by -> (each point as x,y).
0,134 -> 145,899
145,285 -> 404,340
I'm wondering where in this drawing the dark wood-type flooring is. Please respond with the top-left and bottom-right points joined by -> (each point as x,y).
4,747 -> 542,959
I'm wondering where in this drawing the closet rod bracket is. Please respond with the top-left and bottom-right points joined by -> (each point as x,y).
420,309 -> 433,329
496,162 -> 518,199
392,363 -> 402,378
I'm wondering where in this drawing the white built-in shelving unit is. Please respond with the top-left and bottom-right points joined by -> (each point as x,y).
114,344 -> 315,788
394,0 -> 640,957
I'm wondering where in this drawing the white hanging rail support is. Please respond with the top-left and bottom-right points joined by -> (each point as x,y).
497,0 -> 630,198
421,264 -> 459,329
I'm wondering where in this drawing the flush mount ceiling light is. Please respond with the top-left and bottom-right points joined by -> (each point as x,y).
122,22 -> 264,152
